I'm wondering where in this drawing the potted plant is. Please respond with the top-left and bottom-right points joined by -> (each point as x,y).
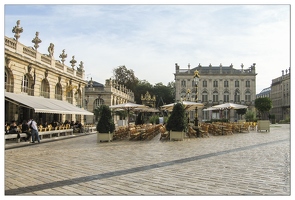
255,97 -> 272,132
166,103 -> 186,141
96,105 -> 115,142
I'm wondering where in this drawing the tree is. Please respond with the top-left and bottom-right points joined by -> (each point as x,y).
166,103 -> 186,131
96,105 -> 115,133
244,110 -> 256,122
134,80 -> 153,104
113,65 -> 139,91
255,97 -> 272,120
236,108 -> 247,120
152,82 -> 174,107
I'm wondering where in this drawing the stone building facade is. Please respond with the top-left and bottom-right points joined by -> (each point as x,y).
85,78 -> 134,124
174,63 -> 257,122
270,68 -> 290,122
5,20 -> 91,125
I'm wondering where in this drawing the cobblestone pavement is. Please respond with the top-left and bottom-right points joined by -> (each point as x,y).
5,124 -> 291,196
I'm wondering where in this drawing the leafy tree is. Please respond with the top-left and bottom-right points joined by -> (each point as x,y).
166,103 -> 186,131
255,97 -> 272,120
134,80 -> 153,104
244,110 -> 256,122
96,105 -> 115,133
113,65 -> 139,91
115,110 -> 127,120
152,82 -> 174,107
236,108 -> 247,119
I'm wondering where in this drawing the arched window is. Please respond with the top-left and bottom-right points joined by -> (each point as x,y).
21,74 -> 29,94
224,91 -> 229,102
41,79 -> 50,98
245,90 -> 251,102
180,88 -> 186,100
202,91 -> 208,102
234,89 -> 240,102
75,89 -> 82,107
55,83 -> 62,100
213,91 -> 218,102
94,97 -> 104,109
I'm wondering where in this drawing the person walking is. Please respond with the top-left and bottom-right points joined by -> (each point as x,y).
27,119 -> 40,143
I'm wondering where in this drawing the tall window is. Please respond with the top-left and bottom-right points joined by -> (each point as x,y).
4,71 -> 12,92
67,91 -> 73,104
245,91 -> 251,102
246,80 -> 250,87
21,74 -> 29,93
55,83 -> 62,100
41,79 -> 50,98
202,91 -> 208,102
181,80 -> 186,87
224,80 -> 229,87
224,91 -> 229,102
213,91 -> 218,102
203,80 -> 207,87
234,90 -> 240,102
94,98 -> 104,108
213,80 -> 218,87
235,80 -> 239,87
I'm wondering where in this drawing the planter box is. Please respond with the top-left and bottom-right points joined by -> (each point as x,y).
257,120 -> 270,132
97,132 -> 113,142
170,131 -> 184,141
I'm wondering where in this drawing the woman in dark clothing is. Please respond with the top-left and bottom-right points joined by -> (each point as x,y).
22,120 -> 31,142
8,121 -> 20,139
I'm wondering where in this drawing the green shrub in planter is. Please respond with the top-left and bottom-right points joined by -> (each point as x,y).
96,105 -> 115,133
166,103 -> 185,131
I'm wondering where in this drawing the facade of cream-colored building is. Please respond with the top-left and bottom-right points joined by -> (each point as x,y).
5,20 -> 90,125
174,63 -> 257,122
84,78 -> 135,124
270,68 -> 290,122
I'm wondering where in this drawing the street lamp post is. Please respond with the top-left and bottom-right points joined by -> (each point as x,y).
193,70 -> 200,127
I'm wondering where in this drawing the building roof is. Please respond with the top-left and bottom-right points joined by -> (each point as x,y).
259,87 -> 271,94
86,80 -> 104,88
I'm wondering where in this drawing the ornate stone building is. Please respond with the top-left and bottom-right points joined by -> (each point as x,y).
85,78 -> 135,123
141,91 -> 156,108
174,63 -> 257,122
270,68 -> 290,122
5,20 -> 92,125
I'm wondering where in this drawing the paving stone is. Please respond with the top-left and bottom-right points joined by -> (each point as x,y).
4,124 -> 290,196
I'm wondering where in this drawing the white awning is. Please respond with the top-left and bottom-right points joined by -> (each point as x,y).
5,92 -> 93,115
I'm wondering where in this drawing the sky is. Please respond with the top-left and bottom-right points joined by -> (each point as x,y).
2,1 -> 292,94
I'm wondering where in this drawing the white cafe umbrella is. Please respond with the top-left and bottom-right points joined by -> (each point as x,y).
203,107 -> 219,111
212,103 -> 248,120
161,101 -> 204,112
110,102 -> 146,125
212,103 -> 248,110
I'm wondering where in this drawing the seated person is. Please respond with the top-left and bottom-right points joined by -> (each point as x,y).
5,121 -> 9,134
22,120 -> 31,142
8,121 -> 20,138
